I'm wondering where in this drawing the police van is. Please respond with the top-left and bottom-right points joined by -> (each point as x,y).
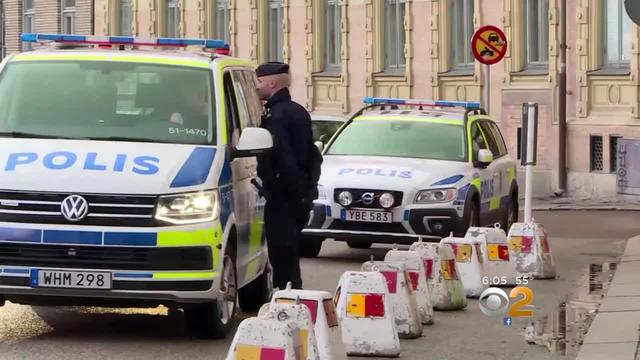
302,97 -> 519,257
0,33 -> 273,338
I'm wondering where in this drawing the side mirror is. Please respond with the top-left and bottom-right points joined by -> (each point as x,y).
314,141 -> 324,152
234,127 -> 273,158
477,149 -> 494,168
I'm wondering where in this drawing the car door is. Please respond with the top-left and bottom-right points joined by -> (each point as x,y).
478,120 -> 510,225
469,120 -> 500,226
229,69 -> 266,285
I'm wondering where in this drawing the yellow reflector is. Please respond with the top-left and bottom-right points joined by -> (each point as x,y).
487,244 -> 500,260
346,294 -> 365,317
299,329 -> 308,359
509,236 -> 523,253
454,244 -> 472,263
235,344 -> 261,360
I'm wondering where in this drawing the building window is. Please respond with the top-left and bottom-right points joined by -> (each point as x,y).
119,0 -> 132,36
590,135 -> 604,172
166,0 -> 180,38
449,0 -> 474,71
603,0 -> 632,66
22,0 -> 35,51
61,0 -> 75,34
268,0 -> 283,62
214,0 -> 230,42
325,0 -> 341,70
610,135 -> 622,173
0,0 -> 4,58
524,0 -> 548,67
384,0 -> 406,71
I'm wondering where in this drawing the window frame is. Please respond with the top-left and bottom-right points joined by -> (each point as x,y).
213,0 -> 230,43
383,0 -> 406,71
523,0 -> 549,69
118,0 -> 133,36
165,0 -> 180,38
0,0 -> 5,59
602,0 -> 632,68
61,0 -> 76,35
22,0 -> 35,51
449,0 -> 475,72
222,71 -> 242,147
268,0 -> 283,62
324,0 -> 342,71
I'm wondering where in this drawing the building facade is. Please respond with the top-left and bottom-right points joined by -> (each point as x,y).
95,0 -> 640,200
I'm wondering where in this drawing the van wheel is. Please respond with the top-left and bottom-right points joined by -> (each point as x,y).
300,236 -> 324,258
184,248 -> 237,339
239,263 -> 273,312
347,239 -> 372,249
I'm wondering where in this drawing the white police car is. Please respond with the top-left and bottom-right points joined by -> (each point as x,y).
302,97 -> 518,257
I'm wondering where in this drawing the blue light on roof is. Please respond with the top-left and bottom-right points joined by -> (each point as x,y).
363,96 -> 481,110
20,33 -> 229,50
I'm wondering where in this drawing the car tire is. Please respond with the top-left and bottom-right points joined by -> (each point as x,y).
502,194 -> 518,231
456,199 -> 480,236
238,262 -> 273,313
300,235 -> 324,258
347,239 -> 372,249
184,244 -> 237,339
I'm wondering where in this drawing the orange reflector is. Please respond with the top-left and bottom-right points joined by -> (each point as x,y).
452,244 -> 472,263
299,329 -> 308,359
488,244 -> 510,261
441,259 -> 458,280
346,293 -> 385,318
235,345 -> 286,360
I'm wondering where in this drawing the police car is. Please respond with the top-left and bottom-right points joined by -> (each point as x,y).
0,33 -> 273,338
302,97 -> 519,257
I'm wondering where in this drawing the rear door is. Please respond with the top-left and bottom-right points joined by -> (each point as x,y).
468,120 -> 500,226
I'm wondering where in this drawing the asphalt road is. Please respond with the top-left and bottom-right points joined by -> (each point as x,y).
0,210 -> 638,360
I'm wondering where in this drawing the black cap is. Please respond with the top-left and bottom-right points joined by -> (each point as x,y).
256,62 -> 289,77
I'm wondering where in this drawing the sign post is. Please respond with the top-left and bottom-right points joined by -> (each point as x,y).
471,25 -> 508,114
521,103 -> 538,224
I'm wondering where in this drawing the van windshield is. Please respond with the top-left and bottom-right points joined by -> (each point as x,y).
0,60 -> 215,145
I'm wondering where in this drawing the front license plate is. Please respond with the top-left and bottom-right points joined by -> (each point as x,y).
31,270 -> 112,289
343,209 -> 392,223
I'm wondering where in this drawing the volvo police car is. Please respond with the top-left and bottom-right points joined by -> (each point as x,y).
302,97 -> 519,257
0,33 -> 273,338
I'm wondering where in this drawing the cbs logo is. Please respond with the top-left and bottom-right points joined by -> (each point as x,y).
478,286 -> 534,317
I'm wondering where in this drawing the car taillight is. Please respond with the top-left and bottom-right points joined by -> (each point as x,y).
407,270 -> 420,291
380,270 -> 398,294
346,293 -> 385,318
235,344 -> 286,360
423,258 -> 434,279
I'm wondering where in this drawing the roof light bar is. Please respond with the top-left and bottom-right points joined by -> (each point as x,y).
363,96 -> 481,110
20,33 -> 228,50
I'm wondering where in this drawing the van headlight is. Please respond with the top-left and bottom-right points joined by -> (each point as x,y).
415,188 -> 458,203
156,190 -> 220,224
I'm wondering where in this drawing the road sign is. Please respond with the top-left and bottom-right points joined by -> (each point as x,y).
626,0 -> 640,27
471,25 -> 508,65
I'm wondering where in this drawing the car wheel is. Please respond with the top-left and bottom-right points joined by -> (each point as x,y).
347,239 -> 372,249
502,195 -> 518,231
184,248 -> 237,339
300,235 -> 324,258
238,262 -> 273,313
456,200 -> 480,236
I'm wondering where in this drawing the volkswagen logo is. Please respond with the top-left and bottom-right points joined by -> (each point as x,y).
61,195 -> 89,222
361,192 -> 375,205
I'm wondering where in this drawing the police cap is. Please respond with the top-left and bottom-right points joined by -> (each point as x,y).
256,62 -> 290,77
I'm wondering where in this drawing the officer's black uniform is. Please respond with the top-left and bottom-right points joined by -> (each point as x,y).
256,63 -> 313,290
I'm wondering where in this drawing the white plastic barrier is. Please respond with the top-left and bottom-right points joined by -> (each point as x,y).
225,314 -> 303,360
384,248 -> 435,325
269,287 -> 347,360
465,226 -> 518,285
361,260 -> 423,339
440,234 -> 488,298
409,240 -> 467,310
508,222 -> 557,279
334,271 -> 400,357
258,302 -> 321,360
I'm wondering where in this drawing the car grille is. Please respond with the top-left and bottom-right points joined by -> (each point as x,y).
0,191 -> 159,227
333,188 -> 404,209
0,243 -> 213,271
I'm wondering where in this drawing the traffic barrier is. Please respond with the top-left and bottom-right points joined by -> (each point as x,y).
334,271 -> 400,357
257,302 -> 321,360
384,248 -> 435,325
465,226 -> 518,285
225,313 -> 303,360
508,222 -> 557,279
361,260 -> 423,339
409,240 -> 467,310
269,285 -> 347,360
440,234 -> 488,298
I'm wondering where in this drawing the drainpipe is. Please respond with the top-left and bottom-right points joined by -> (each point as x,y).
556,0 -> 568,196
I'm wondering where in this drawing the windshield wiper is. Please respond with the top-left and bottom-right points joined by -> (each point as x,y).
87,136 -> 174,144
0,131 -> 74,139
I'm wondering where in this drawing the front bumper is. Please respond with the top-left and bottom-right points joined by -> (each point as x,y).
303,202 -> 465,243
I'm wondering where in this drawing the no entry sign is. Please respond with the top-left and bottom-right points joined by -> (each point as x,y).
471,25 -> 508,65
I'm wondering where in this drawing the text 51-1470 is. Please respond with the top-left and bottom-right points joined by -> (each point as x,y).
169,128 -> 208,136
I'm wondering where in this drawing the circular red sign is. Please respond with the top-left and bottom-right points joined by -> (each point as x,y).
471,25 -> 508,65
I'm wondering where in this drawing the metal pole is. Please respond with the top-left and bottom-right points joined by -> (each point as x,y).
524,103 -> 536,224
482,64 -> 490,113
557,0 -> 568,196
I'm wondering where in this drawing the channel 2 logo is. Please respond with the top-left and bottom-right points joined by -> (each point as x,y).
478,286 -> 534,319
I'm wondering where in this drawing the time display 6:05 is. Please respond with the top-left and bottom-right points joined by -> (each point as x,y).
481,275 -> 534,286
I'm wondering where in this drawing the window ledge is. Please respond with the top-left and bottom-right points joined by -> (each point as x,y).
588,66 -> 631,76
513,66 -> 549,76
373,69 -> 407,78
312,70 -> 342,78
439,69 -> 475,77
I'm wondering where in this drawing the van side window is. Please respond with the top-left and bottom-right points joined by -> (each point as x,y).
478,121 -> 501,158
470,122 -> 488,161
488,122 -> 508,157
237,71 -> 263,127
223,72 -> 241,146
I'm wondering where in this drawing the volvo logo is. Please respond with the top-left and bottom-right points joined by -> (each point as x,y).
61,195 -> 89,222
361,192 -> 375,205
67,248 -> 77,256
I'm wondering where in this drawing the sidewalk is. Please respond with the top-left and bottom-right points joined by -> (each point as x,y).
575,235 -> 640,360
530,197 -> 640,211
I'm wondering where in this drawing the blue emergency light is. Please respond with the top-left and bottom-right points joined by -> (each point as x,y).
20,33 -> 229,51
363,96 -> 481,110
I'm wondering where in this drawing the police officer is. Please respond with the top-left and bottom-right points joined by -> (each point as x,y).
255,62 -> 313,290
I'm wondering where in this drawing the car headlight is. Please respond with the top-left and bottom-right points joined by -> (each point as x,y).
415,188 -> 458,203
338,191 -> 353,206
156,190 -> 220,224
379,192 -> 395,208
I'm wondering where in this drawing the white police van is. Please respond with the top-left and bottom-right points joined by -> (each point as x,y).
0,33 -> 274,338
302,97 -> 519,257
